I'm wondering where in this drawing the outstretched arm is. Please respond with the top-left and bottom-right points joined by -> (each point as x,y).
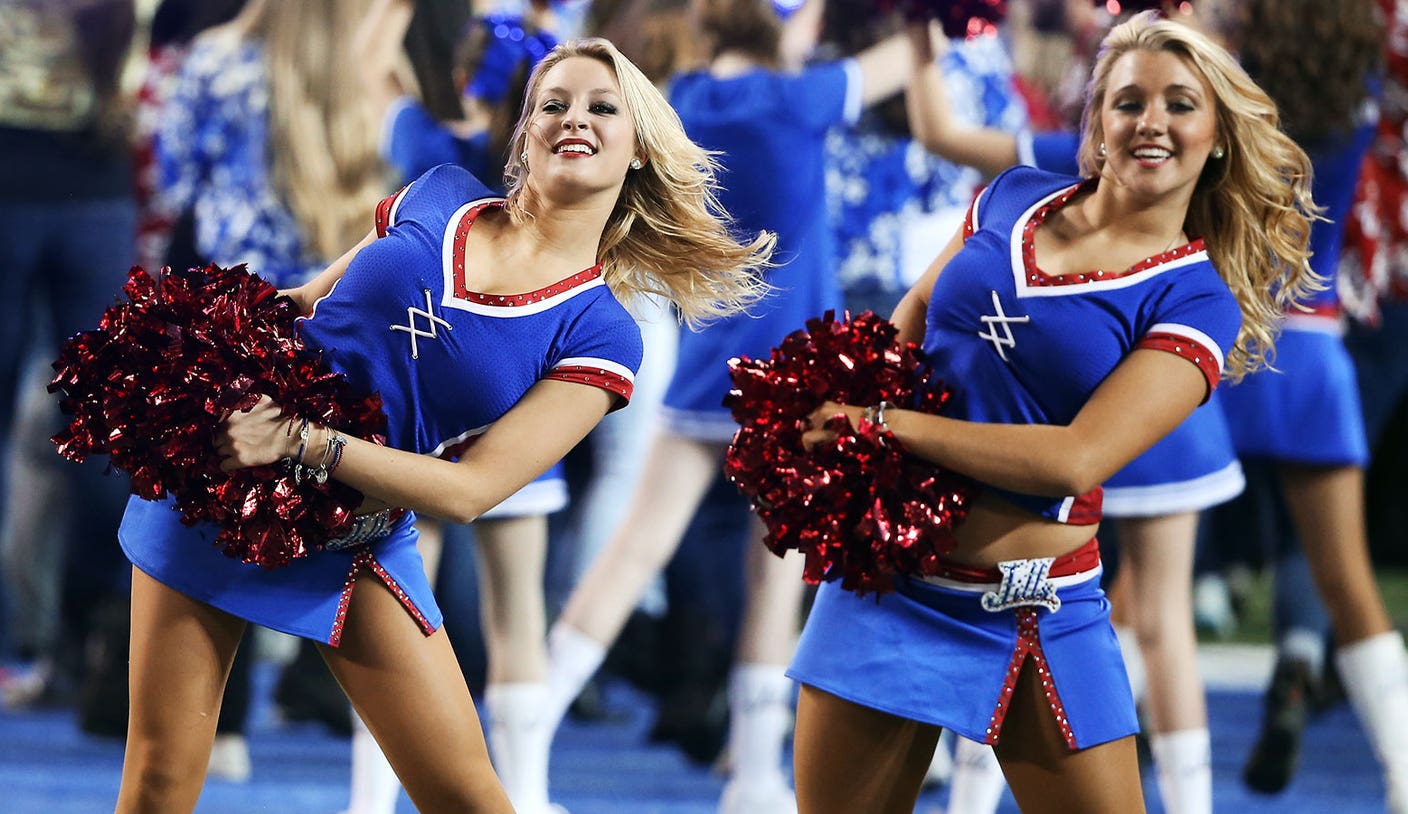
904,26 -> 1021,177
218,379 -> 615,525
806,347 -> 1207,497
353,0 -> 417,125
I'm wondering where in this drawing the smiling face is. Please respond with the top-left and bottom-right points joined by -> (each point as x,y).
521,56 -> 641,200
1098,48 -> 1220,206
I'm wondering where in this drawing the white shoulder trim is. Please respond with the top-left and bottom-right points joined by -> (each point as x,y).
1147,322 -> 1225,372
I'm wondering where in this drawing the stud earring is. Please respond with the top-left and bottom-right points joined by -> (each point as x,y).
629,158 -> 642,170
520,150 -> 529,168
1097,142 -> 1107,158
1212,146 -> 1226,159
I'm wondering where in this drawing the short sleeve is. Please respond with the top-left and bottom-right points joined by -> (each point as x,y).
786,62 -> 855,133
375,163 -> 499,238
966,164 -> 1029,237
545,303 -> 645,411
1138,272 -> 1243,400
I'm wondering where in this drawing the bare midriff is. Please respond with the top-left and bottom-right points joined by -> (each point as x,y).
946,493 -> 1100,568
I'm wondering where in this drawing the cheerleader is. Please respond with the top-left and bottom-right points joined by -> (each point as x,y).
789,13 -> 1317,813
111,38 -> 771,814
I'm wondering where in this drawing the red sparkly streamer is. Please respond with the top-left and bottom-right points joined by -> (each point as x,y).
49,264 -> 389,569
724,310 -> 975,595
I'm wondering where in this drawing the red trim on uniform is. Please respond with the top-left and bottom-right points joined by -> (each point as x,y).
451,203 -> 602,304
985,608 -> 1078,749
1022,181 -> 1205,287
962,189 -> 982,242
1137,332 -> 1222,394
328,548 -> 435,647
1064,486 -> 1103,525
925,538 -> 1101,585
374,186 -> 407,238
544,365 -> 634,405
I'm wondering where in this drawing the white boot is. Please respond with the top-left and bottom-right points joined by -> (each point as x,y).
344,712 -> 401,814
922,728 -> 954,789
718,663 -> 796,814
486,682 -> 564,814
1336,631 -> 1408,814
1149,728 -> 1212,814
946,736 -> 1005,814
545,623 -> 607,731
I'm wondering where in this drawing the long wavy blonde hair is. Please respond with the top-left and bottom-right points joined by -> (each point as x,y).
251,0 -> 387,262
501,37 -> 774,327
1075,12 -> 1321,381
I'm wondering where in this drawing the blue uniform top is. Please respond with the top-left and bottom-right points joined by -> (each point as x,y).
924,166 -> 1243,522
304,164 -> 644,458
1015,128 -> 1244,513
117,163 -> 642,643
661,62 -> 860,439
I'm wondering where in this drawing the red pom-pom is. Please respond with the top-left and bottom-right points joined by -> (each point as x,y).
878,0 -> 1009,38
724,310 -> 974,595
49,264 -> 389,568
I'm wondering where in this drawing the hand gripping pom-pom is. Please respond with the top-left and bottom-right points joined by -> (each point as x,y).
49,264 -> 389,569
724,310 -> 975,595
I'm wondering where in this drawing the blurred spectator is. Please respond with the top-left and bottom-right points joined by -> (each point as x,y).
0,0 -> 138,718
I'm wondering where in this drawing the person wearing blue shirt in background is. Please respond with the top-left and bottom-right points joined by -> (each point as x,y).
541,2 -> 932,810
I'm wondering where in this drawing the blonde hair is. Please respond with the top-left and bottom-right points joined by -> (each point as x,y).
253,0 -> 387,262
502,38 -> 773,327
1075,12 -> 1321,381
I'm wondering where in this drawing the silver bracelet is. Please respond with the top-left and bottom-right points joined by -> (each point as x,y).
863,400 -> 895,434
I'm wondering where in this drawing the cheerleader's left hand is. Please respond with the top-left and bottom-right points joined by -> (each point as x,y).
217,394 -> 298,471
802,401 -> 864,450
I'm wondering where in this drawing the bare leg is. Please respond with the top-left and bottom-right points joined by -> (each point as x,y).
734,515 -> 806,666
319,576 -> 512,814
116,567 -> 248,814
556,433 -> 724,645
344,518 -> 446,814
1118,513 -> 1209,814
1282,464 -> 1408,812
474,514 -> 559,813
476,514 -> 550,683
793,685 -> 940,814
544,433 -> 723,731
722,517 -> 807,809
995,661 -> 1147,814
1117,514 -> 1206,730
1279,464 -> 1391,644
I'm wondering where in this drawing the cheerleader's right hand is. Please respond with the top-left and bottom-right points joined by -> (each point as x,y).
216,395 -> 298,471
802,400 -> 862,451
